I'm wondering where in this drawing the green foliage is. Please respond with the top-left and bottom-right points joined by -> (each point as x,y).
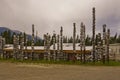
68,36 -> 73,43
116,35 -> 120,43
85,35 -> 92,46
35,39 -> 44,46
1,30 -> 12,44
63,36 -> 67,43
0,30 -> 120,46
27,40 -> 32,46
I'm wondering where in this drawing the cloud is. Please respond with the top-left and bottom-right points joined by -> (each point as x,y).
0,0 -> 119,38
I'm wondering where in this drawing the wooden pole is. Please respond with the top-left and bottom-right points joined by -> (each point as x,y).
107,29 -> 110,63
60,26 -> 63,60
73,23 -> 76,62
31,24 -> 35,60
53,31 -> 56,60
0,36 -> 5,58
83,24 -> 86,63
44,34 -> 47,60
80,22 -> 84,62
24,33 -> 28,59
80,22 -> 86,63
20,33 -> 24,61
103,24 -> 106,63
92,7 -> 96,63
47,33 -> 51,61
57,35 -> 60,60
73,23 -> 76,52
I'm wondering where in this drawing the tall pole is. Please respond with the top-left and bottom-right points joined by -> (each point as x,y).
80,22 -> 86,63
31,24 -> 34,60
44,34 -> 47,60
57,35 -> 60,60
53,31 -> 56,60
13,34 -> 19,60
60,26 -> 63,60
80,22 -> 84,62
47,33 -> 51,61
0,36 -> 2,58
73,23 -> 76,53
83,24 -> 86,63
103,24 -> 106,63
92,7 -> 96,63
103,24 -> 106,46
107,29 -> 110,63
20,33 -> 24,61
24,33 -> 28,59
73,23 -> 76,62
36,30 -> 38,44
2,38 -> 5,58
97,33 -> 102,60
0,36 -> 5,58
13,34 -> 16,60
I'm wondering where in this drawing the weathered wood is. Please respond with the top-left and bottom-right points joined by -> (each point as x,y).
57,35 -> 60,60
73,23 -> 76,53
13,34 -> 19,60
92,7 -> 96,63
102,24 -> 107,63
60,26 -> 63,60
31,24 -> 35,60
53,31 -> 56,60
20,33 -> 24,61
107,29 -> 110,63
80,22 -> 86,63
0,36 -> 5,58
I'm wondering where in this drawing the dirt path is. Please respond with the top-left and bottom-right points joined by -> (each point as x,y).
0,62 -> 120,80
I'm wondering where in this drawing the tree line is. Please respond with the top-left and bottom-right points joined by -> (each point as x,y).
0,30 -> 120,46
0,30 -> 44,46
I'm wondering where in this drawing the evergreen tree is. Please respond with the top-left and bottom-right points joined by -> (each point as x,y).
85,35 -> 92,46
110,33 -> 118,44
7,30 -> 11,43
117,35 -> 120,43
27,39 -> 32,46
2,30 -> 9,44
76,35 -> 80,43
114,33 -> 117,43
68,36 -> 73,43
63,36 -> 67,43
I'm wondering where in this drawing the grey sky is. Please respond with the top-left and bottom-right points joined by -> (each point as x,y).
0,0 -> 120,38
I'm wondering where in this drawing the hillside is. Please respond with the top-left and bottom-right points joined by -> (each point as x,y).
0,27 -> 41,41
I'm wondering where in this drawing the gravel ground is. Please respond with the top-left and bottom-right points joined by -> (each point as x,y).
0,62 -> 120,80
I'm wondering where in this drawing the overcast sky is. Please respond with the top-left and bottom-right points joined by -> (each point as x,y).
0,0 -> 120,38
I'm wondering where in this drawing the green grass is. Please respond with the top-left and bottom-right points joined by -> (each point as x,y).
0,58 -> 120,66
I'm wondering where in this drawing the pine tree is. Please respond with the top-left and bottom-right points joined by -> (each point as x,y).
85,35 -> 92,46
68,36 -> 73,43
114,33 -> 117,43
117,35 -> 120,43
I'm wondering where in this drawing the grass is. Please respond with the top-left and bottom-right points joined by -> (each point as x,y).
0,58 -> 120,66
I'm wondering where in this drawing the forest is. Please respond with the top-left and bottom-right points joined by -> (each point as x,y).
0,30 -> 120,46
